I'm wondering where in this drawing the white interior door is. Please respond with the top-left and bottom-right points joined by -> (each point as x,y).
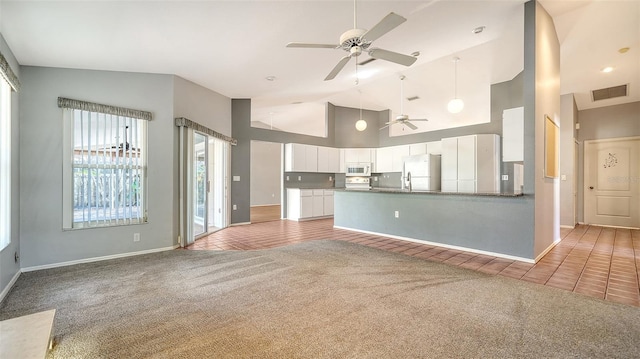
584,137 -> 640,228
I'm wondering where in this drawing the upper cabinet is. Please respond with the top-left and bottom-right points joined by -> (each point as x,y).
376,145 -> 410,173
344,148 -> 375,164
502,107 -> 524,162
317,146 -> 340,173
285,143 -> 339,173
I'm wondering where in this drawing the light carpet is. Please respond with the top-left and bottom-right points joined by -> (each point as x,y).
1,240 -> 639,358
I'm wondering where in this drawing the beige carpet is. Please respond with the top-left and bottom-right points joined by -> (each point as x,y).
1,240 -> 639,358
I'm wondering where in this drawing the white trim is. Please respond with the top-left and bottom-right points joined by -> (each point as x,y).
333,225 -> 535,263
21,245 -> 178,272
230,222 -> 251,227
534,237 -> 561,263
560,225 -> 576,229
0,270 -> 20,303
584,135 -> 640,144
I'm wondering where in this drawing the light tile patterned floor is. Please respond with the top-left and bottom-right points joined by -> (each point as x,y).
186,219 -> 640,307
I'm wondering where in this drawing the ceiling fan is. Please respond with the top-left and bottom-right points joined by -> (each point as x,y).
286,0 -> 417,81
380,75 -> 428,131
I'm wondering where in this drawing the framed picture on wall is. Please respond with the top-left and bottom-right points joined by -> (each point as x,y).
544,114 -> 559,179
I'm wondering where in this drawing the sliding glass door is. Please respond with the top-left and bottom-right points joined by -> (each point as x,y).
193,131 -> 228,239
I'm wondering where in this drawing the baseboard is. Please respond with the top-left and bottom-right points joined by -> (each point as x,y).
534,237 -> 562,263
333,225 -> 535,263
230,222 -> 251,227
0,270 -> 21,304
560,225 -> 576,229
21,245 -> 179,272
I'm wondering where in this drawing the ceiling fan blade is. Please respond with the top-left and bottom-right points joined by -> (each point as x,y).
358,58 -> 377,66
405,121 -> 418,130
360,12 -> 406,42
286,42 -> 339,49
368,48 -> 417,66
409,118 -> 429,122
379,123 -> 392,130
324,56 -> 351,81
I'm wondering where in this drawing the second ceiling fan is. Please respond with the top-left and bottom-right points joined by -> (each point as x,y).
286,0 -> 417,81
380,75 -> 428,131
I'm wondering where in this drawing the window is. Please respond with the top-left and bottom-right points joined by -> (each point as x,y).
62,104 -> 148,229
0,78 -> 10,250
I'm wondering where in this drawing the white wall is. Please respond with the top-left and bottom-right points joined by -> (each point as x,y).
0,33 -> 21,298
531,1 -> 561,258
19,67 -> 176,268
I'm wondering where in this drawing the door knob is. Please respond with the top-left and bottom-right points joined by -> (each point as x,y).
589,186 -> 594,190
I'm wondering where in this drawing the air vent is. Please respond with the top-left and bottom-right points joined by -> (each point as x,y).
592,84 -> 628,101
406,96 -> 420,101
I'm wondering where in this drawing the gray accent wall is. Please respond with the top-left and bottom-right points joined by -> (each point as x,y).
334,191 -> 536,259
560,94 -> 578,227
19,67 -> 176,268
250,141 -> 282,206
333,105 -> 381,148
576,101 -> 640,222
0,33 -> 21,297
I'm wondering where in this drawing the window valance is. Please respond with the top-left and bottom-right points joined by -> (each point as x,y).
175,117 -> 237,145
0,51 -> 20,92
57,97 -> 153,121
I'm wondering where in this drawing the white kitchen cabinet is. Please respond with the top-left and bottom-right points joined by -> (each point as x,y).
502,107 -> 524,162
312,189 -> 324,217
344,148 -> 375,163
285,143 -> 317,172
426,141 -> 442,155
441,134 -> 500,193
375,145 -> 408,173
338,149 -> 345,174
316,146 -> 340,173
287,188 -> 335,221
323,190 -> 334,215
409,143 -> 427,155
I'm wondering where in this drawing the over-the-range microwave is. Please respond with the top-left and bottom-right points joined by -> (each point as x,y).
345,162 -> 372,177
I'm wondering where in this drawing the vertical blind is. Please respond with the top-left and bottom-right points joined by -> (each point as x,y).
59,98 -> 151,229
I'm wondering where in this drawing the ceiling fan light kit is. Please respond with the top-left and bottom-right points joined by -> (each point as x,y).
447,56 -> 464,114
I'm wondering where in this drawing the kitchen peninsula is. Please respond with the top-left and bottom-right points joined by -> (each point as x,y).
334,189 -> 534,262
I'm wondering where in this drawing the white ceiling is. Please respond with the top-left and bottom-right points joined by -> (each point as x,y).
1,0 -> 638,137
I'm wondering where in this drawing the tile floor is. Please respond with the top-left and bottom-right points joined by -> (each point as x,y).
186,219 -> 640,307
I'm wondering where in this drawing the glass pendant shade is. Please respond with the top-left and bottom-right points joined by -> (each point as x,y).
447,98 -> 464,114
355,119 -> 367,131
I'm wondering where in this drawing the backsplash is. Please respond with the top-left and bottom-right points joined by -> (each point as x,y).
283,172 -> 336,189
372,172 -> 403,188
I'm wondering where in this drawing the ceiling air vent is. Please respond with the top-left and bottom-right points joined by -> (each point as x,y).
407,96 -> 420,101
592,84 -> 628,101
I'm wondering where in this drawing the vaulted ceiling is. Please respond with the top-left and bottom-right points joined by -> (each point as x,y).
1,1 -> 637,137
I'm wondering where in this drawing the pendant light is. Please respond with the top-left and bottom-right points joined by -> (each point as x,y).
354,61 -> 367,131
447,57 -> 464,114
355,90 -> 367,131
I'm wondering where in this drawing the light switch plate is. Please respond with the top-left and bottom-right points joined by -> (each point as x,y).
233,176 -> 240,182
561,174 -> 567,181
502,175 -> 509,181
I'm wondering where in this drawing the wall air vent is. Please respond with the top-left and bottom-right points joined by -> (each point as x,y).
592,84 -> 628,101
406,96 -> 420,101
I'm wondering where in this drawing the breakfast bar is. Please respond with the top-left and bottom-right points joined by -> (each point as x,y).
334,189 -> 535,262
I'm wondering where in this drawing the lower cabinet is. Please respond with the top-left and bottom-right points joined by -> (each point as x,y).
287,188 -> 334,221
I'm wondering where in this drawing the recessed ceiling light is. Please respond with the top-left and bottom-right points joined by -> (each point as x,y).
618,47 -> 630,54
472,26 -> 486,34
601,67 -> 614,73
265,76 -> 276,81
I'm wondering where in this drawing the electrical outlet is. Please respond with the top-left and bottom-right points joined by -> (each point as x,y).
329,176 -> 333,181
286,176 -> 290,181
298,176 -> 302,181
394,211 -> 399,218
233,204 -> 237,210
133,233 -> 140,242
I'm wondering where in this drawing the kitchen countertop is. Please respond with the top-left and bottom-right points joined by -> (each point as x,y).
337,187 -> 525,197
